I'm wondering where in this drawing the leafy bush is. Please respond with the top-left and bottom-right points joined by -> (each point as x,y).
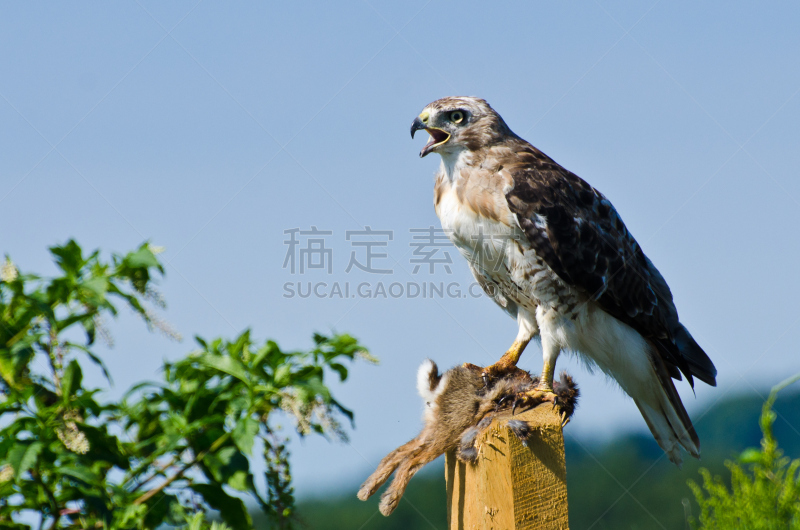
688,373 -> 800,529
0,241 -> 372,529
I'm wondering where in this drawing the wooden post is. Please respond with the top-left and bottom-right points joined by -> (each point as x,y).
445,405 -> 569,530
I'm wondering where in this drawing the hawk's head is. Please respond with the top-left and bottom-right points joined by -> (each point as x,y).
410,96 -> 515,158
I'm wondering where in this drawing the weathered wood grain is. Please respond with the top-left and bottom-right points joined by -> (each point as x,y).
445,405 -> 569,529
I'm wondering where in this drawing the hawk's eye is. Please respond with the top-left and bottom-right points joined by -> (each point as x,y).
450,111 -> 464,124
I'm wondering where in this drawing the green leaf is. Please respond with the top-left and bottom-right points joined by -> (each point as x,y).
232,416 -> 259,455
201,355 -> 249,385
124,246 -> 160,269
330,397 -> 354,423
10,441 -> 43,477
0,352 -> 18,389
252,340 -> 280,368
49,240 -> 84,276
191,483 -> 252,530
116,504 -> 147,528
60,466 -> 98,485
329,362 -> 348,382
204,446 -> 249,485
78,276 -> 109,304
78,345 -> 113,384
0,346 -> 34,390
80,424 -> 130,469
229,330 -> 251,361
61,359 -> 83,402
227,470 -> 250,492
274,363 -> 292,387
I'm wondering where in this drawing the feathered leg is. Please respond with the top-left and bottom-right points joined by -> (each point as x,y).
480,308 -> 538,383
513,321 -> 560,409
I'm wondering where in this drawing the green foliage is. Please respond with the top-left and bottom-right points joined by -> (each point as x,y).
0,241 -> 371,529
688,374 -> 800,529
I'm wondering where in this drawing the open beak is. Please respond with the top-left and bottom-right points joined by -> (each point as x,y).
410,116 -> 450,158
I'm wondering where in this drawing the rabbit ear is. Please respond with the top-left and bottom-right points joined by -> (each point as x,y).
417,359 -> 446,402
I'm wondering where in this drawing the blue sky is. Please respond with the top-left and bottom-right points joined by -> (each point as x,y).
3,1 -> 800,498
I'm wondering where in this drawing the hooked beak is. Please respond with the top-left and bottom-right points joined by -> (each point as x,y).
410,115 -> 450,158
410,116 -> 426,139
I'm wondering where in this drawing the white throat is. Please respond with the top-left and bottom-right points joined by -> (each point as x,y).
438,147 -> 472,183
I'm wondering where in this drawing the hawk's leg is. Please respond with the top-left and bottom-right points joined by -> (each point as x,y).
478,338 -> 530,384
512,335 -> 559,411
467,309 -> 538,385
536,361 -> 556,392
536,334 -> 560,392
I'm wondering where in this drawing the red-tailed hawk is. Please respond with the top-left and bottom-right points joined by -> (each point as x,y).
410,96 -> 717,465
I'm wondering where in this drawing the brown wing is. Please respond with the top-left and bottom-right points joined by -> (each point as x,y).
502,143 -> 696,385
